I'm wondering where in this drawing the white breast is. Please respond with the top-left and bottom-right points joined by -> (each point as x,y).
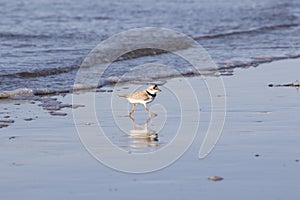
128,96 -> 154,104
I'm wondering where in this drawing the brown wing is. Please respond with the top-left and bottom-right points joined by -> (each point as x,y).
128,90 -> 150,101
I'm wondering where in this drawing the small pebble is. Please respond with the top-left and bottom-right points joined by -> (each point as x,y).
0,124 -> 9,128
49,111 -> 67,116
58,104 -> 72,109
0,119 -> 15,123
295,159 -> 299,162
96,89 -> 107,92
72,104 -> 85,109
208,176 -> 224,181
11,162 -> 23,166
4,116 -> 10,118
255,154 -> 260,157
9,136 -> 17,140
46,106 -> 61,111
24,118 -> 33,121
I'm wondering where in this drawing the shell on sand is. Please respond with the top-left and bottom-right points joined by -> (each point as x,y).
208,176 -> 224,181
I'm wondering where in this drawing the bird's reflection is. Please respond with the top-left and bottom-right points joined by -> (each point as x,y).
128,115 -> 159,149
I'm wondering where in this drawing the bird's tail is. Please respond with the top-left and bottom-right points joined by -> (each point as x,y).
118,94 -> 129,98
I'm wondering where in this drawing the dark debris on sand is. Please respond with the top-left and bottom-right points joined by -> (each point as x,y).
0,119 -> 15,128
268,80 -> 300,87
0,124 -> 9,128
9,136 -> 17,140
0,95 -> 85,129
49,111 -> 68,116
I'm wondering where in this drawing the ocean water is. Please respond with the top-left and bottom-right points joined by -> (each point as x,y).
1,0 -> 300,97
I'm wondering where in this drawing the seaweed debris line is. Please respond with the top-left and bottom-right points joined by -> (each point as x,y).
268,80 -> 300,88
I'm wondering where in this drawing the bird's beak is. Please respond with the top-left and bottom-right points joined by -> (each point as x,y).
157,88 -> 162,92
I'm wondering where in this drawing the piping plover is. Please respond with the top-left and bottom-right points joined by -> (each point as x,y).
118,84 -> 161,115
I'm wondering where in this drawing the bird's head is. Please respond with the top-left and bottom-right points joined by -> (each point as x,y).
147,84 -> 161,94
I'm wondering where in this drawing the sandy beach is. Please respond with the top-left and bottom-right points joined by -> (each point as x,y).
1,58 -> 300,199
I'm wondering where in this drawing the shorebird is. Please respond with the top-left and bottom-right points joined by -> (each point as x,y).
118,84 -> 161,115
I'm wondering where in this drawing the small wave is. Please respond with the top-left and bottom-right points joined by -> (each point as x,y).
0,65 -> 79,78
194,23 -> 299,40
217,53 -> 300,70
0,49 -> 172,79
0,83 -> 111,99
0,88 -> 33,99
0,32 -> 52,40
0,68 -> 211,99
117,49 -> 169,61
0,31 -> 96,40
0,87 -> 75,99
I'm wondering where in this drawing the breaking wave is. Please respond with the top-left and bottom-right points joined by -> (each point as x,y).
1,53 -> 300,100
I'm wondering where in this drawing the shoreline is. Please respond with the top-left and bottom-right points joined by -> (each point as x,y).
1,54 -> 300,100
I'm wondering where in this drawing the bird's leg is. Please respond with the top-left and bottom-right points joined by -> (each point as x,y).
130,104 -> 136,115
144,104 -> 157,117
143,104 -> 150,112
144,104 -> 157,118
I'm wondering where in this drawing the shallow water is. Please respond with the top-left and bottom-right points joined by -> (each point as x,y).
1,0 -> 300,96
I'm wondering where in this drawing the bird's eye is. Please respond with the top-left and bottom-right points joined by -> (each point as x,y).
153,85 -> 157,89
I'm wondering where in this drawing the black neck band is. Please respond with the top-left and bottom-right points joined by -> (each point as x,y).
146,90 -> 156,97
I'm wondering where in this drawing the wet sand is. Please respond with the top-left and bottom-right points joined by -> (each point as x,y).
1,58 -> 300,199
